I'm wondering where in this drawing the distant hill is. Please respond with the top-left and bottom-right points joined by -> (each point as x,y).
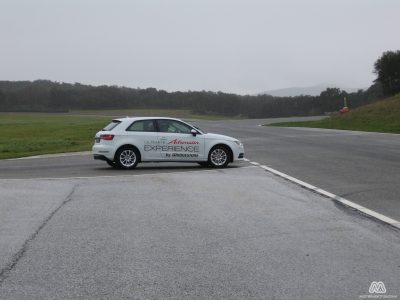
269,93 -> 400,133
329,93 -> 400,133
261,85 -> 362,97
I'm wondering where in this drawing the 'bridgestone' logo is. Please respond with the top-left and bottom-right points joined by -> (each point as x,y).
369,282 -> 387,294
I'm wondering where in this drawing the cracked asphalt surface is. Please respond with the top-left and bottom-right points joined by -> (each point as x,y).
0,167 -> 399,299
0,116 -> 399,299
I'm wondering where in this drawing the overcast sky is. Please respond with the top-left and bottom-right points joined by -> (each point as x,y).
1,0 -> 399,94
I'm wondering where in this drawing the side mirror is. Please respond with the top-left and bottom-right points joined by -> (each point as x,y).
190,129 -> 198,136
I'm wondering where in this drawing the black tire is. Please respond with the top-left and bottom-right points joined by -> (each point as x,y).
115,146 -> 139,170
197,162 -> 209,167
106,160 -> 117,168
208,145 -> 230,168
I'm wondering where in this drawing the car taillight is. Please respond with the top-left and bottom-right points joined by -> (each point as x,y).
100,134 -> 114,140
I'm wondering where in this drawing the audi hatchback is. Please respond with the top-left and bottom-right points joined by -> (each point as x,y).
92,117 -> 244,169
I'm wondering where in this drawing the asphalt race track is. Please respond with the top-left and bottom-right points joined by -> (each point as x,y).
0,116 -> 399,299
1,116 -> 400,220
196,117 -> 400,221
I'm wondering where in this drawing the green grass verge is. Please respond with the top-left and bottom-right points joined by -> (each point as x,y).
267,94 -> 400,134
0,110 -> 242,159
0,114 -> 111,159
71,109 -> 243,120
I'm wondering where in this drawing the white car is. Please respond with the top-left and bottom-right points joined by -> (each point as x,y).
92,117 -> 244,169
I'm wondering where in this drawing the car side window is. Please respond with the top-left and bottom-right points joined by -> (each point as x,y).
126,120 -> 156,132
157,120 -> 192,134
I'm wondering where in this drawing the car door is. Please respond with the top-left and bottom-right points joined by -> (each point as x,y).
125,119 -> 160,161
156,119 -> 205,161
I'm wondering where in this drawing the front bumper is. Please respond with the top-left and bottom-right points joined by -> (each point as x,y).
231,144 -> 245,162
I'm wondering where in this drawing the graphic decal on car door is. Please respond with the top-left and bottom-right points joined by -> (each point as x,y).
156,119 -> 205,160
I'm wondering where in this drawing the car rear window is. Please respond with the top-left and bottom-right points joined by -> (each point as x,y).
126,120 -> 156,132
102,120 -> 121,131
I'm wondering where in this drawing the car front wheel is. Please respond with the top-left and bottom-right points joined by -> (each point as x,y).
208,146 -> 230,168
115,147 -> 139,169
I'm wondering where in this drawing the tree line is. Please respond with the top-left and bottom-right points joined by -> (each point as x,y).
0,80 -> 384,118
1,50 -> 398,118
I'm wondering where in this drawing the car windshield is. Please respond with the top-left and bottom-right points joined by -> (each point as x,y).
190,124 -> 206,134
102,120 -> 121,131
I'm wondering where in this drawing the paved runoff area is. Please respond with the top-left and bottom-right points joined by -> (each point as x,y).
0,166 -> 399,299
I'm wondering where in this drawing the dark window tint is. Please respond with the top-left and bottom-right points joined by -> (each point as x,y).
103,120 -> 121,131
126,120 -> 156,132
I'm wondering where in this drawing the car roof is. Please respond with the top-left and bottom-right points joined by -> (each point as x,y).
113,117 -> 183,122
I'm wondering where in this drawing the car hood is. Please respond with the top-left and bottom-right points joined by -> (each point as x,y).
203,133 -> 237,142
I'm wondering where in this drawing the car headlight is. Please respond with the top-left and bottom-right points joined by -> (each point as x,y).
234,140 -> 243,147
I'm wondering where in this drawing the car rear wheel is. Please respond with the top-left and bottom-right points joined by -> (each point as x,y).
115,147 -> 139,169
208,146 -> 230,168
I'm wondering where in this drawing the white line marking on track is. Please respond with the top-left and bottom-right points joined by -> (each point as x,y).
0,166 -> 257,181
252,160 -> 400,230
5,151 -> 92,161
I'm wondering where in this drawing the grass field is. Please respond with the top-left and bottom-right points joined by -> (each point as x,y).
0,114 -> 111,159
0,109 -> 241,159
70,109 -> 243,120
267,93 -> 400,134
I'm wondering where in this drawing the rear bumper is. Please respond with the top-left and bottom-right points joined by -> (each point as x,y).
92,144 -> 115,161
